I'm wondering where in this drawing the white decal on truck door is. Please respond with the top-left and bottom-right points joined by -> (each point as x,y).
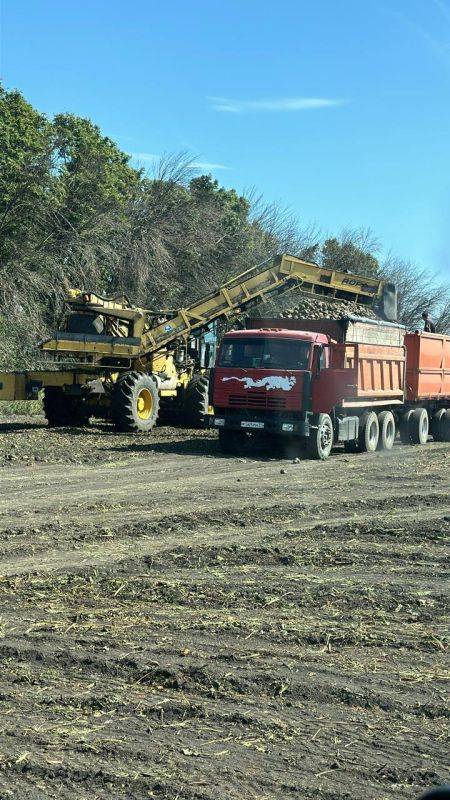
222,375 -> 296,391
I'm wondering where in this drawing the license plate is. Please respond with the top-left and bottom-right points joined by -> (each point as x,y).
241,421 -> 264,429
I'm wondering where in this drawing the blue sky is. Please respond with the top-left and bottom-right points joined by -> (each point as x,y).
1,0 -> 449,277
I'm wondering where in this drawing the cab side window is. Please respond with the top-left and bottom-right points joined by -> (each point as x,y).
318,346 -> 326,370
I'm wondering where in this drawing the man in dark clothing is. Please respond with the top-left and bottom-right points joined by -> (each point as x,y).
422,311 -> 436,333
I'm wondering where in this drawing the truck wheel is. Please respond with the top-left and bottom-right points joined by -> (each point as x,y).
399,409 -> 414,444
377,410 -> 396,451
183,373 -> 209,428
431,408 -> 448,442
408,407 -> 429,445
358,411 -> 379,452
441,409 -> 450,442
44,388 -> 90,428
218,428 -> 248,455
111,371 -> 159,432
306,413 -> 333,460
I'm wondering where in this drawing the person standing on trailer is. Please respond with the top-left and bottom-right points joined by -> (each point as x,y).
422,311 -> 436,333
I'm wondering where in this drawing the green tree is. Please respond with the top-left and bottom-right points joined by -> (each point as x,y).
321,237 -> 380,277
53,114 -> 140,234
0,85 -> 55,265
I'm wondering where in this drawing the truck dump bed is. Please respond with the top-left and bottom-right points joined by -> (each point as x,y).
404,332 -> 450,401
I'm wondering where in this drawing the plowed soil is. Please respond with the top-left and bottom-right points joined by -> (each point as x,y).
0,417 -> 448,800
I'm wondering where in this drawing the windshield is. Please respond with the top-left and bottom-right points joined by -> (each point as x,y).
219,337 -> 311,370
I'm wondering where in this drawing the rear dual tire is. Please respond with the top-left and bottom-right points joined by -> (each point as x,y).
377,410 -> 396,451
431,408 -> 450,442
400,407 -> 429,445
344,411 -> 380,454
343,410 -> 395,454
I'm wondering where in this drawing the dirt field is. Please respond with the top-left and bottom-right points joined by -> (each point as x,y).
0,416 -> 448,800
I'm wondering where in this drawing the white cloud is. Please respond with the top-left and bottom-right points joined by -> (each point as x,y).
191,161 -> 231,170
130,152 -> 158,162
131,153 -> 230,171
209,96 -> 344,113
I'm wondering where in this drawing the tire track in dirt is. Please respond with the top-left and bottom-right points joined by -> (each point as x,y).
0,424 -> 448,799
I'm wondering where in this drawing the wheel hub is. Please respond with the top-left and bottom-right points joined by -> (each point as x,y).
320,422 -> 332,448
137,388 -> 153,420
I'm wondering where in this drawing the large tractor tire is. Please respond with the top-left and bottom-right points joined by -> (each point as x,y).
183,373 -> 209,428
306,413 -> 334,460
377,410 -> 396,451
111,371 -> 159,432
44,387 -> 90,428
408,407 -> 429,445
431,408 -> 450,442
218,428 -> 248,455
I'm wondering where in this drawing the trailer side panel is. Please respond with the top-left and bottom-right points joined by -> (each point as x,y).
404,332 -> 450,401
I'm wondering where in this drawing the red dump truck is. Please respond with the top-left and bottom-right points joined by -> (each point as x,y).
208,316 -> 450,459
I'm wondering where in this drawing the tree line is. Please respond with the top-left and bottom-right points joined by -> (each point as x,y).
0,84 -> 448,369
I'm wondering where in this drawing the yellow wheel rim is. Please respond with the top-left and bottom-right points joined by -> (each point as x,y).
136,388 -> 153,420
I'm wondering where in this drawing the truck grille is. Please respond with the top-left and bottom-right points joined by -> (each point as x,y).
229,393 -> 286,409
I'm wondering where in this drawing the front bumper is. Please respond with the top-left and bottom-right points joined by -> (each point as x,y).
208,413 -> 310,437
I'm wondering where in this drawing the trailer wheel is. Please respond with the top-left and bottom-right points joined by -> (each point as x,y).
441,409 -> 450,442
44,387 -> 90,428
399,409 -> 414,444
306,413 -> 333,460
431,408 -> 449,442
111,371 -> 159,432
218,428 -> 248,455
408,407 -> 429,445
377,410 -> 396,451
358,411 -> 379,452
183,373 -> 209,428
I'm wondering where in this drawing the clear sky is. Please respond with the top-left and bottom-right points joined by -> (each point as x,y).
1,0 -> 449,277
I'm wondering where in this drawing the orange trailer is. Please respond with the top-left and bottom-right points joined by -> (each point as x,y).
405,332 -> 450,401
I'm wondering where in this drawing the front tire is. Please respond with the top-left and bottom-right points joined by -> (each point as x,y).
111,371 -> 159,432
306,413 -> 333,460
